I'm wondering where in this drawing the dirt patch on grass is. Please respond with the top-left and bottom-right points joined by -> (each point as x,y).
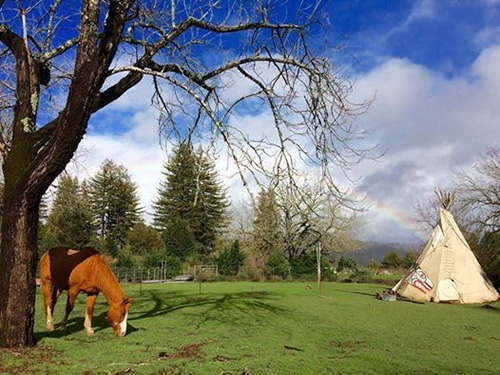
329,339 -> 365,358
0,363 -> 33,375
0,345 -> 64,374
158,339 -> 213,360
213,355 -> 237,362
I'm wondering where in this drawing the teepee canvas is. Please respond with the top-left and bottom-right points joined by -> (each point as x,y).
392,191 -> 499,304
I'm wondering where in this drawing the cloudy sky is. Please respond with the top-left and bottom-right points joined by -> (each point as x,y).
70,0 -> 500,243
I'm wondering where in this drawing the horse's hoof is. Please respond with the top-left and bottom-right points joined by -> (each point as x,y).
47,323 -> 54,331
86,329 -> 95,336
60,324 -> 67,331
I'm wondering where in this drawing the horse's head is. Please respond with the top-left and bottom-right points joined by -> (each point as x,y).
107,296 -> 132,336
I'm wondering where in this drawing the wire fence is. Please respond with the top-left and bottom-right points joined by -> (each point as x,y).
111,264 -> 218,283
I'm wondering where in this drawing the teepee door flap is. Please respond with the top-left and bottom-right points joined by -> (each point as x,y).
437,278 -> 459,301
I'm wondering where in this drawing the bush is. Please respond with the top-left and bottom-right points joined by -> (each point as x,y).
289,253 -> 335,281
127,222 -> 164,255
237,267 -> 264,282
216,240 -> 245,276
116,246 -> 136,268
142,248 -> 166,268
162,256 -> 183,278
337,257 -> 358,272
142,249 -> 184,277
265,251 -> 289,278
381,251 -> 403,269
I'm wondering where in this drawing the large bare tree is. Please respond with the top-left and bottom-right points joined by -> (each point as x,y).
0,0 -> 368,347
456,147 -> 500,233
276,178 -> 360,259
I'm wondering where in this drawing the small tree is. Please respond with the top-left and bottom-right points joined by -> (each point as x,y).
402,251 -> 418,269
116,246 -> 137,268
217,240 -> 245,276
381,251 -> 403,269
290,252 -> 334,280
127,222 -> 164,255
265,251 -> 289,279
337,257 -> 358,272
253,188 -> 282,266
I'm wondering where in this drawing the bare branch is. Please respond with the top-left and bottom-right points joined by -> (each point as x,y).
42,36 -> 79,61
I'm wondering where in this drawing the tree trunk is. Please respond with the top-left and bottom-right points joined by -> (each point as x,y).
0,192 -> 40,347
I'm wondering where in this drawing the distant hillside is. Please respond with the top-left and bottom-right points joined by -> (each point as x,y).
337,241 -> 424,266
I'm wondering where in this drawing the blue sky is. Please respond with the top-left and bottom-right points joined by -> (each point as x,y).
71,0 -> 500,243
327,0 -> 500,74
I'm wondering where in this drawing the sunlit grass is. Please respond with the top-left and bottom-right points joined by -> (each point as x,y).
1,282 -> 499,374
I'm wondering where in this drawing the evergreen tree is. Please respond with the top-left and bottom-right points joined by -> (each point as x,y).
126,222 -> 164,255
216,240 -> 245,276
152,144 -> 228,258
381,251 -> 403,269
253,187 -> 282,265
87,159 -> 142,255
163,218 -> 198,260
42,176 -> 94,249
402,251 -> 418,269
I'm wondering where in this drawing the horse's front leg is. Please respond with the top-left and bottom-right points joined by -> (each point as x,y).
84,294 -> 99,335
60,287 -> 78,331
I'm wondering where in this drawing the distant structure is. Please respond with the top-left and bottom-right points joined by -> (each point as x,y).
392,190 -> 499,304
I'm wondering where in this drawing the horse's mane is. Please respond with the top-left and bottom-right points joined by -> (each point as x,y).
89,252 -> 125,304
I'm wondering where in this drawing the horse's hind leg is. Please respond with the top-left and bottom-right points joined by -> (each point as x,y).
41,281 -> 55,331
60,287 -> 78,331
84,293 -> 99,335
40,252 -> 56,331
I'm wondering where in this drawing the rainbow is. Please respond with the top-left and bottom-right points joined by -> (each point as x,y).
363,194 -> 428,242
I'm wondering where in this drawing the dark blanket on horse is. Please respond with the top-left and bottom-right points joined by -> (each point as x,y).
48,247 -> 100,291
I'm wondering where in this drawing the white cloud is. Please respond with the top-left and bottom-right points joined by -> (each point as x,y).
70,134 -> 167,220
351,45 -> 500,241
408,0 -> 436,22
71,45 -> 500,243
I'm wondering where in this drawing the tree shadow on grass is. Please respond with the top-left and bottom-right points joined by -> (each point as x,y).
129,289 -> 286,330
36,289 -> 286,339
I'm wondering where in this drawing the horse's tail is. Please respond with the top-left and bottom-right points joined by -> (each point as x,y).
51,284 -> 58,301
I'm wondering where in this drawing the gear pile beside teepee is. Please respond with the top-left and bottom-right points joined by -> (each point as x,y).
392,190 -> 499,304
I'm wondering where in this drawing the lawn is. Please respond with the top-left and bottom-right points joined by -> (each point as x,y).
0,282 -> 499,375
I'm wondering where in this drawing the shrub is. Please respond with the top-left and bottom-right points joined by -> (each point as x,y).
290,253 -> 335,281
142,248 -> 168,268
216,240 -> 245,276
163,256 -> 183,278
116,246 -> 136,268
337,257 -> 358,272
237,267 -> 264,282
265,251 -> 289,278
381,251 -> 403,269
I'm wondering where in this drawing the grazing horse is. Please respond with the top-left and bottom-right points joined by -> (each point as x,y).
39,247 -> 132,336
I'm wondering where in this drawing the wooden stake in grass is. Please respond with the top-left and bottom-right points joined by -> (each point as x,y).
317,242 -> 322,297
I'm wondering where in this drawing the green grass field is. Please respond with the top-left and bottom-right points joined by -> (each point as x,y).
1,282 -> 499,375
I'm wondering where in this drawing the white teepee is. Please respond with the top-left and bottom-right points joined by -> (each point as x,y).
392,191 -> 499,304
